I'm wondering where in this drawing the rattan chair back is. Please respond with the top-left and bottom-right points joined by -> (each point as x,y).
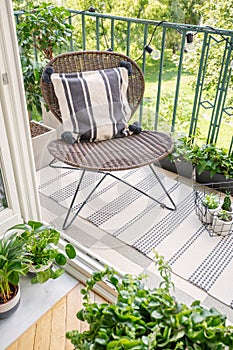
41,50 -> 145,123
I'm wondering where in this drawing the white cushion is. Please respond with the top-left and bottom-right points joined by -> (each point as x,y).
51,67 -> 131,142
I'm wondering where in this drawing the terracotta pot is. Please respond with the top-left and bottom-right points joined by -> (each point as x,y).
0,284 -> 20,319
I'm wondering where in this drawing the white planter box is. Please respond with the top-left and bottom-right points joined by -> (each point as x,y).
41,102 -> 60,130
31,121 -> 57,170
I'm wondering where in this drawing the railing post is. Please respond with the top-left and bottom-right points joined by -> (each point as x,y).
155,27 -> 166,130
81,13 -> 86,50
189,32 -> 209,139
170,31 -> 185,133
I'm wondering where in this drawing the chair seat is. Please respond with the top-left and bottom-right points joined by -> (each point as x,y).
48,130 -> 173,171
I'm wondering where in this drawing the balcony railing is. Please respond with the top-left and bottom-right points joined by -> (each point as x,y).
14,9 -> 233,153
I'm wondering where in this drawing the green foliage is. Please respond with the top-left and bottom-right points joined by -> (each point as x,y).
0,234 -> 30,302
20,57 -> 44,114
17,2 -> 73,61
217,210 -> 232,222
221,192 -> 232,212
191,144 -> 233,179
16,1 -> 73,115
8,221 -> 76,284
202,193 -> 219,210
168,135 -> 194,163
182,0 -> 233,113
66,252 -> 233,349
168,140 -> 233,178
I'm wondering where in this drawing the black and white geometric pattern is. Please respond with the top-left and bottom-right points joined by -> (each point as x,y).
38,166 -> 233,309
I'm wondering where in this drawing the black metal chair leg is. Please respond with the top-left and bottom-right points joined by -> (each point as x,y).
149,164 -> 177,210
108,166 -> 176,211
63,172 -> 107,230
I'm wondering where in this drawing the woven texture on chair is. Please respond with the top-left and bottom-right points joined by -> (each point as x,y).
48,131 -> 173,172
41,51 -> 145,123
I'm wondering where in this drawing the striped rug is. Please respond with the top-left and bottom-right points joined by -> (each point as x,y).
38,164 -> 233,309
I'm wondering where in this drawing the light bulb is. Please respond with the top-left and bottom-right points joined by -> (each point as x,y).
184,32 -> 195,53
144,45 -> 160,60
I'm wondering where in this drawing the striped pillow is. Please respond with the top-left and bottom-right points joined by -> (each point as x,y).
51,67 -> 131,142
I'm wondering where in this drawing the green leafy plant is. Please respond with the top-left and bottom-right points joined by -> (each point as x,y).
168,135 -> 194,163
221,192 -> 232,212
66,251 -> 233,349
191,144 -> 233,179
16,2 -> 73,115
217,210 -> 232,222
8,221 -> 76,284
0,233 -> 29,302
202,193 -> 219,210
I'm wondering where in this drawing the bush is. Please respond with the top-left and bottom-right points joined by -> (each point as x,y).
66,252 -> 233,349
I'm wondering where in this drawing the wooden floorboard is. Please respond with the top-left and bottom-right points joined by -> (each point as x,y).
7,283 -> 106,350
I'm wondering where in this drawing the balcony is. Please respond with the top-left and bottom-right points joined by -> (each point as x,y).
1,4 -> 233,349
15,7 -> 233,152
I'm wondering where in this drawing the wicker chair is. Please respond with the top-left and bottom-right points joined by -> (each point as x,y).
41,51 -> 176,229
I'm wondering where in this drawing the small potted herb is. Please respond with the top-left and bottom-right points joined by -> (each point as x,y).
221,192 -> 232,212
212,209 -> 233,236
9,221 -> 76,284
161,135 -> 194,178
0,233 -> 30,318
200,193 -> 220,224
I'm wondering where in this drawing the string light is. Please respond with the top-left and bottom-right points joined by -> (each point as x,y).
144,45 -> 160,60
184,32 -> 195,52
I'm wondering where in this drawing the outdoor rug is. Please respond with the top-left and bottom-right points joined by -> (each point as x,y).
38,164 -> 233,309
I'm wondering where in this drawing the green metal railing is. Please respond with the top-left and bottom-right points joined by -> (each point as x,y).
14,9 -> 233,153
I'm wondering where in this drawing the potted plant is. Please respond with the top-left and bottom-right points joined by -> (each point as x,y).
160,135 -> 194,178
192,144 -> 233,193
66,252 -> 233,349
198,192 -> 220,224
15,3 -> 73,169
8,221 -> 76,284
16,2 -> 73,118
221,191 -> 232,212
0,233 -> 30,318
212,209 -> 233,236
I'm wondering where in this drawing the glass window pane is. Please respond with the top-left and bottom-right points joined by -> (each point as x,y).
0,169 -> 8,211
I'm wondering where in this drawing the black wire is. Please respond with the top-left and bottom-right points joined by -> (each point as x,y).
148,21 -> 166,46
205,25 -> 233,49
100,17 -> 110,49
135,20 -> 166,62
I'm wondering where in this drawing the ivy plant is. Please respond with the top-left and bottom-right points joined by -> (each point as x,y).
191,144 -> 233,179
168,135 -> 194,163
66,251 -> 233,349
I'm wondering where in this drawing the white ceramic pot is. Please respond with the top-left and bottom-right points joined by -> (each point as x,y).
199,204 -> 219,225
212,216 -> 233,236
29,261 -> 52,274
0,284 -> 20,319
